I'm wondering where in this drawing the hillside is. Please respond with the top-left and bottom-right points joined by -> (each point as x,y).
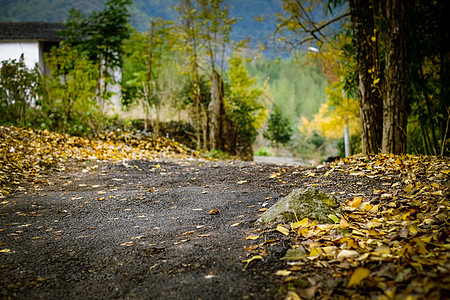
0,0 -> 283,52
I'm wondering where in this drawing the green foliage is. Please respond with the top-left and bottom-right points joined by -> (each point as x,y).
38,43 -> 102,136
263,106 -> 292,147
406,0 -> 450,156
290,130 -> 327,158
0,56 -> 40,127
60,0 -> 132,108
207,149 -> 230,160
61,0 -> 132,70
121,20 -> 181,124
180,75 -> 211,109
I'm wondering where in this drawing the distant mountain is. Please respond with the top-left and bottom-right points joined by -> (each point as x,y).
0,0 -> 283,53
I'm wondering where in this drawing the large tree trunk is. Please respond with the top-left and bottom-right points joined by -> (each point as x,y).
349,0 -> 383,154
209,69 -> 224,150
382,0 -> 409,154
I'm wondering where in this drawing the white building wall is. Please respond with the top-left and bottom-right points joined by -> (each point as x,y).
0,41 -> 40,69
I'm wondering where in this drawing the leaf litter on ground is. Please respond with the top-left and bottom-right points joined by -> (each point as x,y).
248,154 -> 449,299
0,125 -> 199,198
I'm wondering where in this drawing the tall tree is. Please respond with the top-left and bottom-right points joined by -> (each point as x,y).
175,0 -> 237,151
175,0 -> 207,150
122,20 -> 179,136
196,0 -> 237,151
226,53 -> 266,159
348,0 -> 383,154
382,0 -> 410,153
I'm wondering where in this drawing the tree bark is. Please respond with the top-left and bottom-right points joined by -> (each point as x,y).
382,0 -> 409,154
349,0 -> 383,154
209,69 -> 224,150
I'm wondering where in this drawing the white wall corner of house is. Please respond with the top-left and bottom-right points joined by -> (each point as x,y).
0,41 -> 40,69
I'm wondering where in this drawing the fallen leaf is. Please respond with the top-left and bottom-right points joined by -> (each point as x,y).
328,214 -> 340,223
209,209 -> 219,215
347,267 -> 370,287
348,197 -> 363,208
276,225 -> 290,236
245,235 -> 260,240
237,180 -> 248,184
291,218 -> 309,230
285,291 -> 301,300
242,255 -> 263,270
275,269 -> 291,276
0,249 -> 11,253
340,218 -> 350,229
337,249 -> 359,260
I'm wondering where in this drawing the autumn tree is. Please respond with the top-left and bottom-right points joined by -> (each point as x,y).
276,0 -> 444,155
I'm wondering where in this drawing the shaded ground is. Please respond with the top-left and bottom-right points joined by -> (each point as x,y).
0,157 -> 448,299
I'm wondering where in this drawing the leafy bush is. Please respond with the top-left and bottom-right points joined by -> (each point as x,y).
0,56 -> 40,127
38,43 -> 104,136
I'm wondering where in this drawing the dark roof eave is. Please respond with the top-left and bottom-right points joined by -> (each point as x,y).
0,22 -> 67,42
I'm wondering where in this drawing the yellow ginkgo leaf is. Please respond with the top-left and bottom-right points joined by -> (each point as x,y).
347,267 -> 370,287
348,197 -> 362,208
291,218 -> 309,230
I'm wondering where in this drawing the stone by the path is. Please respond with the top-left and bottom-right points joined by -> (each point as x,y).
257,187 -> 341,224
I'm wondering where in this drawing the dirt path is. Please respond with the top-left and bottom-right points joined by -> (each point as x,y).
1,159 -> 299,300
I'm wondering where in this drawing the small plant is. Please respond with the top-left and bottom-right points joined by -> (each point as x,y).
255,146 -> 271,157
208,149 -> 229,160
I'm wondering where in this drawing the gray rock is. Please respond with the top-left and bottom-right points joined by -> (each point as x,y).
257,188 -> 341,224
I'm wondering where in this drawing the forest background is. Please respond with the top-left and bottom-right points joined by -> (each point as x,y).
0,0 -> 448,161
